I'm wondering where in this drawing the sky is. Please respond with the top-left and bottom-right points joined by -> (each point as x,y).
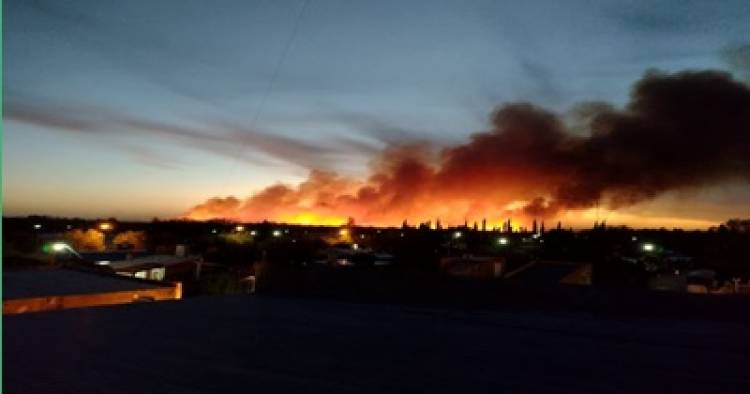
3,0 -> 750,227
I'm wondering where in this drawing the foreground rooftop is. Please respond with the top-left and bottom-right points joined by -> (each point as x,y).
5,295 -> 750,393
3,268 -> 181,314
3,269 -> 167,300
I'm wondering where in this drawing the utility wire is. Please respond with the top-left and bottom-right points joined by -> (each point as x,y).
218,0 -> 312,198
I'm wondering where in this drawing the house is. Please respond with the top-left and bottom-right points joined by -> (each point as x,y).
3,268 -> 181,315
105,254 -> 204,282
439,255 -> 505,279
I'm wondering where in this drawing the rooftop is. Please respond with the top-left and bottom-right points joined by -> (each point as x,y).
107,254 -> 198,270
3,268 -> 168,300
5,295 -> 750,393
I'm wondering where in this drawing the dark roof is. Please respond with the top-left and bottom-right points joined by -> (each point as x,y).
79,251 -> 151,262
506,261 -> 581,285
5,296 -> 750,393
3,268 -> 168,299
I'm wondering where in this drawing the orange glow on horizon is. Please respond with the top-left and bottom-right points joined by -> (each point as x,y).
183,208 -> 719,230
278,212 -> 348,226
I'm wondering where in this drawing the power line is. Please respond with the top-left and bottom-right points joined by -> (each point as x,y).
249,0 -> 311,130
217,0 -> 312,198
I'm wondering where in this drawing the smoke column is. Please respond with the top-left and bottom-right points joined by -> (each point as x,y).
185,70 -> 750,227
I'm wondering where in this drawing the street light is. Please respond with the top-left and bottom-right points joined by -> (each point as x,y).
642,243 -> 655,252
498,237 -> 509,245
49,242 -> 82,258
99,223 -> 113,231
235,225 -> 245,232
272,230 -> 282,237
453,231 -> 462,239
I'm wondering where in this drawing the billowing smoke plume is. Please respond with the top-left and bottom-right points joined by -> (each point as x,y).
184,70 -> 750,226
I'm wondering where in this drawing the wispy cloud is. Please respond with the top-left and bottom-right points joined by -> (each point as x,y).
4,97 -> 374,170
118,144 -> 184,170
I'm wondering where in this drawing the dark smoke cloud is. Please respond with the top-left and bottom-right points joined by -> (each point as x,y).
438,69 -> 750,217
186,70 -> 750,225
722,44 -> 750,82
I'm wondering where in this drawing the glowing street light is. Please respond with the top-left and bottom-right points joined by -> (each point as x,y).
33,224 -> 42,230
250,230 -> 257,236
352,243 -> 359,250
235,225 -> 245,232
642,243 -> 655,252
49,242 -> 82,258
272,230 -> 282,237
99,222 -> 113,231
498,237 -> 509,245
453,231 -> 462,239
339,228 -> 349,236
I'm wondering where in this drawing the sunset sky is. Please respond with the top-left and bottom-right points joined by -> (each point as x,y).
4,0 -> 750,228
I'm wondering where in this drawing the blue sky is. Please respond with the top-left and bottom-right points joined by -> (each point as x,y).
4,0 -> 750,221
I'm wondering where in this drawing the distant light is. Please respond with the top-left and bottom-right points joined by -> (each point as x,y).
66,224 -> 72,230
642,243 -> 655,252
211,229 -> 218,234
352,243 -> 359,250
360,234 -> 365,239
99,223 -> 112,231
272,230 -> 282,237
235,225 -> 245,232
250,230 -> 257,236
96,260 -> 111,266
339,229 -> 349,236
284,229 -> 289,234
33,224 -> 42,230
453,231 -> 462,239
48,241 -> 81,258
632,236 -> 638,241
51,242 -> 68,252
498,237 -> 509,245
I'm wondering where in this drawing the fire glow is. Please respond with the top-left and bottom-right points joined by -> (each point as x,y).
184,70 -> 750,228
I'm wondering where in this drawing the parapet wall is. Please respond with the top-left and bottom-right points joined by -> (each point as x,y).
3,282 -> 181,315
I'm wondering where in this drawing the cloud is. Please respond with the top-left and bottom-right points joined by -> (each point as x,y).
185,69 -> 750,226
4,99 -> 108,133
722,43 -> 750,82
4,98 -> 368,170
